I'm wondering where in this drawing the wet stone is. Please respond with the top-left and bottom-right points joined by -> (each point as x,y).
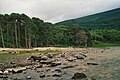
76,56 -> 84,59
87,62 -> 98,65
0,71 -> 3,75
71,73 -> 87,79
27,76 -> 31,79
53,73 -> 61,77
55,69 -> 62,73
62,65 -> 75,69
40,74 -> 45,78
50,62 -> 61,67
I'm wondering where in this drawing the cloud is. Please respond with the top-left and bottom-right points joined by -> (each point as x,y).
0,0 -> 120,23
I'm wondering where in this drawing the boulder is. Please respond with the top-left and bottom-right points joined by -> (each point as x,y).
62,65 -> 75,69
71,73 -> 87,79
55,69 -> 61,73
3,70 -> 9,74
53,73 -> 61,77
87,62 -> 98,65
50,62 -> 61,67
41,56 -> 48,60
40,74 -> 45,78
0,71 -> 3,75
40,60 -> 52,65
6,67 -> 26,73
76,56 -> 84,59
27,76 -> 31,79
34,64 -> 42,68
28,56 -> 42,61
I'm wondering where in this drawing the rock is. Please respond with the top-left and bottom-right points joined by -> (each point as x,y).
47,54 -> 53,58
67,57 -> 76,62
46,68 -> 51,72
55,69 -> 61,73
7,67 -> 26,73
28,56 -> 41,61
101,51 -> 104,53
10,62 -> 16,64
80,53 -> 87,57
40,60 -> 52,64
0,71 -> 3,75
34,64 -> 42,68
40,74 -> 45,78
53,73 -> 61,77
71,73 -> 87,79
23,71 -> 27,74
76,56 -> 84,59
50,62 -> 61,67
0,75 -> 8,78
62,65 -> 75,69
27,76 -> 31,79
41,56 -> 48,60
87,63 -> 98,65
61,54 -> 65,57
4,70 -> 9,74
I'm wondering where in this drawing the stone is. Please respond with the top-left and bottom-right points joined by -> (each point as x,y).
7,67 -> 26,73
27,76 -> 31,79
76,56 -> 84,59
34,64 -> 42,68
47,54 -> 53,58
4,70 -> 9,74
0,75 -> 8,78
0,71 -> 3,75
62,65 -> 75,69
41,56 -> 48,60
55,69 -> 61,73
53,73 -> 61,77
10,62 -> 15,64
87,63 -> 98,65
40,61 -> 52,64
67,57 -> 76,62
71,73 -> 87,79
40,74 -> 45,78
50,62 -> 61,67
28,56 -> 42,61
61,54 -> 65,57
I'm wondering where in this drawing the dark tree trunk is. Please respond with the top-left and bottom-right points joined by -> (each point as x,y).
15,22 -> 18,48
25,25 -> 28,48
0,25 -> 5,48
18,25 -> 21,48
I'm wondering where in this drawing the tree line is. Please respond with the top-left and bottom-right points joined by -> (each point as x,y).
0,13 -> 91,48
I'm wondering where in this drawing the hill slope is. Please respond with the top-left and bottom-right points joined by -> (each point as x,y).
56,8 -> 120,30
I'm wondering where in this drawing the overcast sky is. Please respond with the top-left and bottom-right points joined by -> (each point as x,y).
0,0 -> 120,23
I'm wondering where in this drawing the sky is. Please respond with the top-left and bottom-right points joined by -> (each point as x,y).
0,0 -> 120,23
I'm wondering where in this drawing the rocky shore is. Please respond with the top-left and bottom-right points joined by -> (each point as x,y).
0,47 -> 120,80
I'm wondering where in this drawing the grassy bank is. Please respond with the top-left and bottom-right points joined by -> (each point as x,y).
0,49 -> 60,63
91,41 -> 120,48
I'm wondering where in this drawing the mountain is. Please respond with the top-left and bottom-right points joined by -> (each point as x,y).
56,8 -> 120,30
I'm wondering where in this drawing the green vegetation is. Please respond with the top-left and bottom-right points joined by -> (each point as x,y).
0,8 -> 120,48
0,49 -> 60,62
0,13 -> 91,48
0,49 -> 60,56
56,8 -> 120,47
56,8 -> 120,30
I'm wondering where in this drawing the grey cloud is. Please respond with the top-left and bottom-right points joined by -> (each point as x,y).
0,0 -> 120,23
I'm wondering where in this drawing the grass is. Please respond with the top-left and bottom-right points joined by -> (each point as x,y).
0,49 -> 60,63
91,41 -> 120,48
0,49 -> 60,56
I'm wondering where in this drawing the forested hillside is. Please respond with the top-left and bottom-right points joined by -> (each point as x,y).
1,8 -> 120,48
0,13 -> 91,48
56,8 -> 120,30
